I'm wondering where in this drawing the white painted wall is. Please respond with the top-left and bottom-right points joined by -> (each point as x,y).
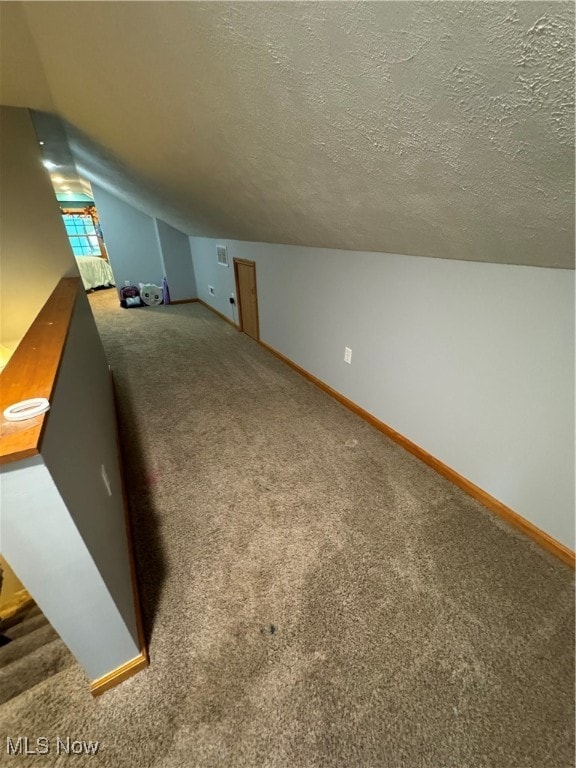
155,218 -> 197,301
191,236 -> 575,550
92,184 -> 164,289
1,457 -> 140,680
0,107 -> 77,348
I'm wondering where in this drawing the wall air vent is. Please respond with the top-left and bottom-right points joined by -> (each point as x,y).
216,245 -> 229,267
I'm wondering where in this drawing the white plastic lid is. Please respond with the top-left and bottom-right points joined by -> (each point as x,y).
3,398 -> 50,422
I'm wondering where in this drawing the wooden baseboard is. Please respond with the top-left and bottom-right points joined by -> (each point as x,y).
197,299 -> 239,329
259,340 -> 575,569
169,298 -> 199,305
90,651 -> 148,697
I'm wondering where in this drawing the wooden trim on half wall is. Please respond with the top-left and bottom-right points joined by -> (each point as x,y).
258,339 -> 575,569
0,278 -> 81,465
90,651 -> 148,697
169,298 -> 199,305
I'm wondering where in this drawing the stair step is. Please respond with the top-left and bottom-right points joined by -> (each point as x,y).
1,611 -> 48,641
0,622 -> 60,669
0,638 -> 74,705
0,660 -> 83,723
0,604 -> 42,633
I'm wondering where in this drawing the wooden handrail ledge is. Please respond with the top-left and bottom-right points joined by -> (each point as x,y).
0,277 -> 81,465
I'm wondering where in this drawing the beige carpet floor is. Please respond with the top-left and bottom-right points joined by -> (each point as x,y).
1,287 -> 573,768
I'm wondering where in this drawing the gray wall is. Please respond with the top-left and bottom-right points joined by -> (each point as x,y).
190,239 -> 237,322
41,291 -> 139,651
0,106 -> 77,347
1,456 -> 140,680
191,236 -> 575,550
0,114 -> 143,678
1,289 -> 142,679
155,218 -> 197,301
92,184 -> 164,288
91,184 -> 197,300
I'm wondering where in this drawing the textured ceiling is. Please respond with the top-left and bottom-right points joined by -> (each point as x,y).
1,1 -> 574,268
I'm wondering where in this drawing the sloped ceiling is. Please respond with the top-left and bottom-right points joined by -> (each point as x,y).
1,1 -> 574,268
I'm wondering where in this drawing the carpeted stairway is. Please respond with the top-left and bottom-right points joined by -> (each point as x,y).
0,604 -> 76,706
0,287 -> 573,768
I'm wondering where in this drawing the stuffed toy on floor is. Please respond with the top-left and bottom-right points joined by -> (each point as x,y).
139,283 -> 163,306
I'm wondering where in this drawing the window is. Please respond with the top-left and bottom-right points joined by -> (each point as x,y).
62,214 -> 101,257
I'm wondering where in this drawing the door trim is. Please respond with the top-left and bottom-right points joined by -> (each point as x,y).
233,258 -> 260,341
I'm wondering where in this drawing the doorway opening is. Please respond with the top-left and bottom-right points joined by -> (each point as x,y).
233,259 -> 260,341
61,204 -> 108,260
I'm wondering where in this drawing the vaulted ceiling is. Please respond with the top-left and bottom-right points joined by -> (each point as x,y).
1,1 -> 574,268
